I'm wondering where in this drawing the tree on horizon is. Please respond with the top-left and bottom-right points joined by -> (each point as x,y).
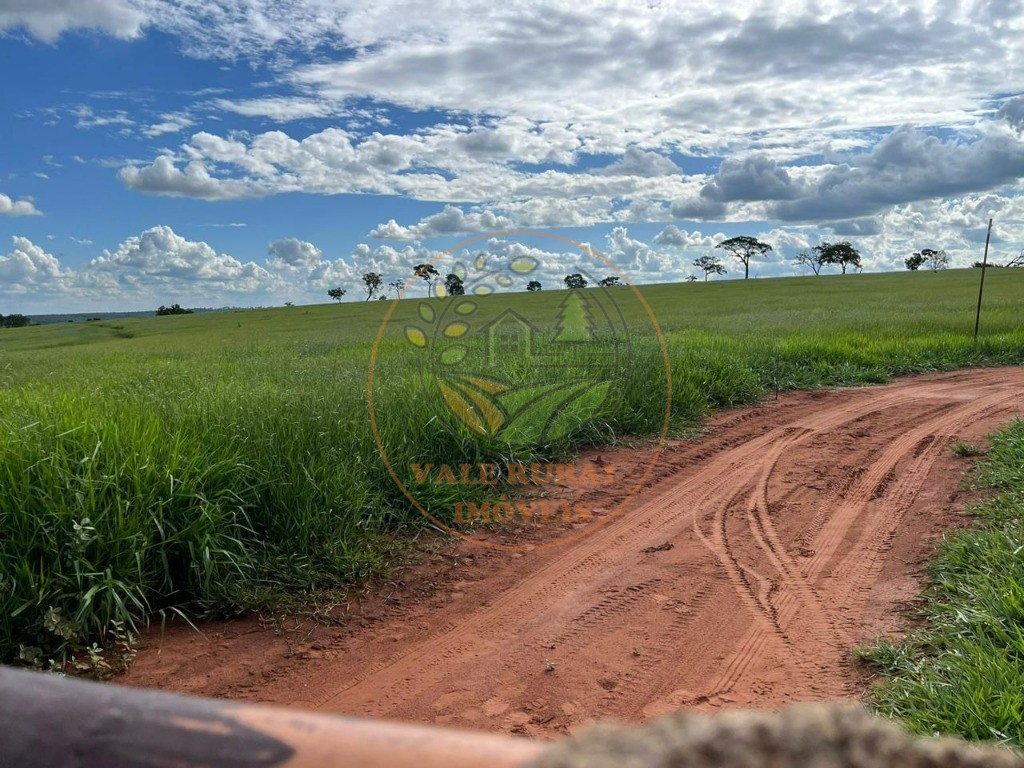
563,273 -> 587,290
693,254 -> 727,281
444,273 -> 466,296
794,249 -> 825,275
156,303 -> 193,316
716,236 -> 773,279
817,241 -> 862,274
414,264 -> 440,296
362,272 -> 383,301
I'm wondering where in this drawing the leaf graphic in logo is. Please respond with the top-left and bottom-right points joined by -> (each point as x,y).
440,346 -> 467,366
510,257 -> 538,274
498,381 -> 592,444
438,378 -> 507,435
455,381 -> 507,433
405,326 -> 427,347
418,304 -> 435,323
543,381 -> 613,441
457,375 -> 508,395
444,321 -> 469,338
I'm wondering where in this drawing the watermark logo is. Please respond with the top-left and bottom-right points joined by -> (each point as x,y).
403,251 -> 628,447
369,231 -> 671,550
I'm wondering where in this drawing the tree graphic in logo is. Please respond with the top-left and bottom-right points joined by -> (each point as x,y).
552,290 -> 594,343
403,252 -> 627,447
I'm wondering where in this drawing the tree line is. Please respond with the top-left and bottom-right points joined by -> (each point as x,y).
327,265 -> 629,301
326,237 -> 1018,301
693,236 -> 864,281
0,313 -> 30,328
329,265 -> 454,302
691,237 -> 1016,281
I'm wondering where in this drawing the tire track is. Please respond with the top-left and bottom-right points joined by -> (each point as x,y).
683,387 -> 1022,706
123,368 -> 1024,735
318,384 -> 959,715
320,393 -> 897,714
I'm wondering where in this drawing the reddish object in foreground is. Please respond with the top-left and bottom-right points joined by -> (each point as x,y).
0,667 -> 542,768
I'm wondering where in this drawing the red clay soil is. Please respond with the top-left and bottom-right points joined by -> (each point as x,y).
123,367 -> 1024,737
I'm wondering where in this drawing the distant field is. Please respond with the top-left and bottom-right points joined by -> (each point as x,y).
28,308 -> 222,326
1,268 -> 1022,665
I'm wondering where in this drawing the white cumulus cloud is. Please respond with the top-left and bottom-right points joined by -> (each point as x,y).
0,236 -> 74,293
370,206 -> 514,240
652,224 -> 725,250
89,225 -> 278,293
119,156 -> 262,200
0,192 -> 42,217
267,237 -> 322,270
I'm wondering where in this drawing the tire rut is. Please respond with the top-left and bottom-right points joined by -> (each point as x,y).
122,367 -> 1024,735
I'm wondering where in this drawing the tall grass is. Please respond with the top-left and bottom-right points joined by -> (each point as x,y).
860,419 -> 1024,746
0,269 -> 1022,664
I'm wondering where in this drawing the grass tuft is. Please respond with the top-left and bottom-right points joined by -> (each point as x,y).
951,439 -> 985,457
860,418 -> 1024,747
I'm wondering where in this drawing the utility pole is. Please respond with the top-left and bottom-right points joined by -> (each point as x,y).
973,218 -> 993,343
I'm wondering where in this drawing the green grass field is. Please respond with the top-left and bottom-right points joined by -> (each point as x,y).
1,268 -> 1022,666
860,418 -> 1024,747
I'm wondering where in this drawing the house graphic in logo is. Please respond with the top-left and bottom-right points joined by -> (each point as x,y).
478,309 -> 537,368
475,290 -> 612,374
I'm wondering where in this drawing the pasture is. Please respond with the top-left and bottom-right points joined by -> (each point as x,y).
1,268 -> 1022,666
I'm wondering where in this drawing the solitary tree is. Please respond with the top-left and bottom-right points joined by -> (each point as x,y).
564,273 -> 588,290
362,272 -> 383,301
598,276 -> 622,287
414,264 -> 440,296
693,254 -> 727,282
388,278 -> 406,298
716,236 -> 773,280
526,280 -> 542,292
685,275 -> 698,282
327,287 -> 346,302
817,241 -> 862,274
922,248 -> 949,271
444,273 -> 466,296
794,249 -> 826,275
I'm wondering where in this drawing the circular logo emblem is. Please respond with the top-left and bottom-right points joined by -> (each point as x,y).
369,231 -> 671,551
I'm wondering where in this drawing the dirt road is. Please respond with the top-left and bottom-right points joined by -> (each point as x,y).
125,368 -> 1024,736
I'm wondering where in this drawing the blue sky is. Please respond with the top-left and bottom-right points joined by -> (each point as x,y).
1,1 -> 1024,312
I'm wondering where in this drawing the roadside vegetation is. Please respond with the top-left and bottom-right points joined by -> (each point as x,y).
1,268 -> 1022,666
861,419 -> 1024,747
